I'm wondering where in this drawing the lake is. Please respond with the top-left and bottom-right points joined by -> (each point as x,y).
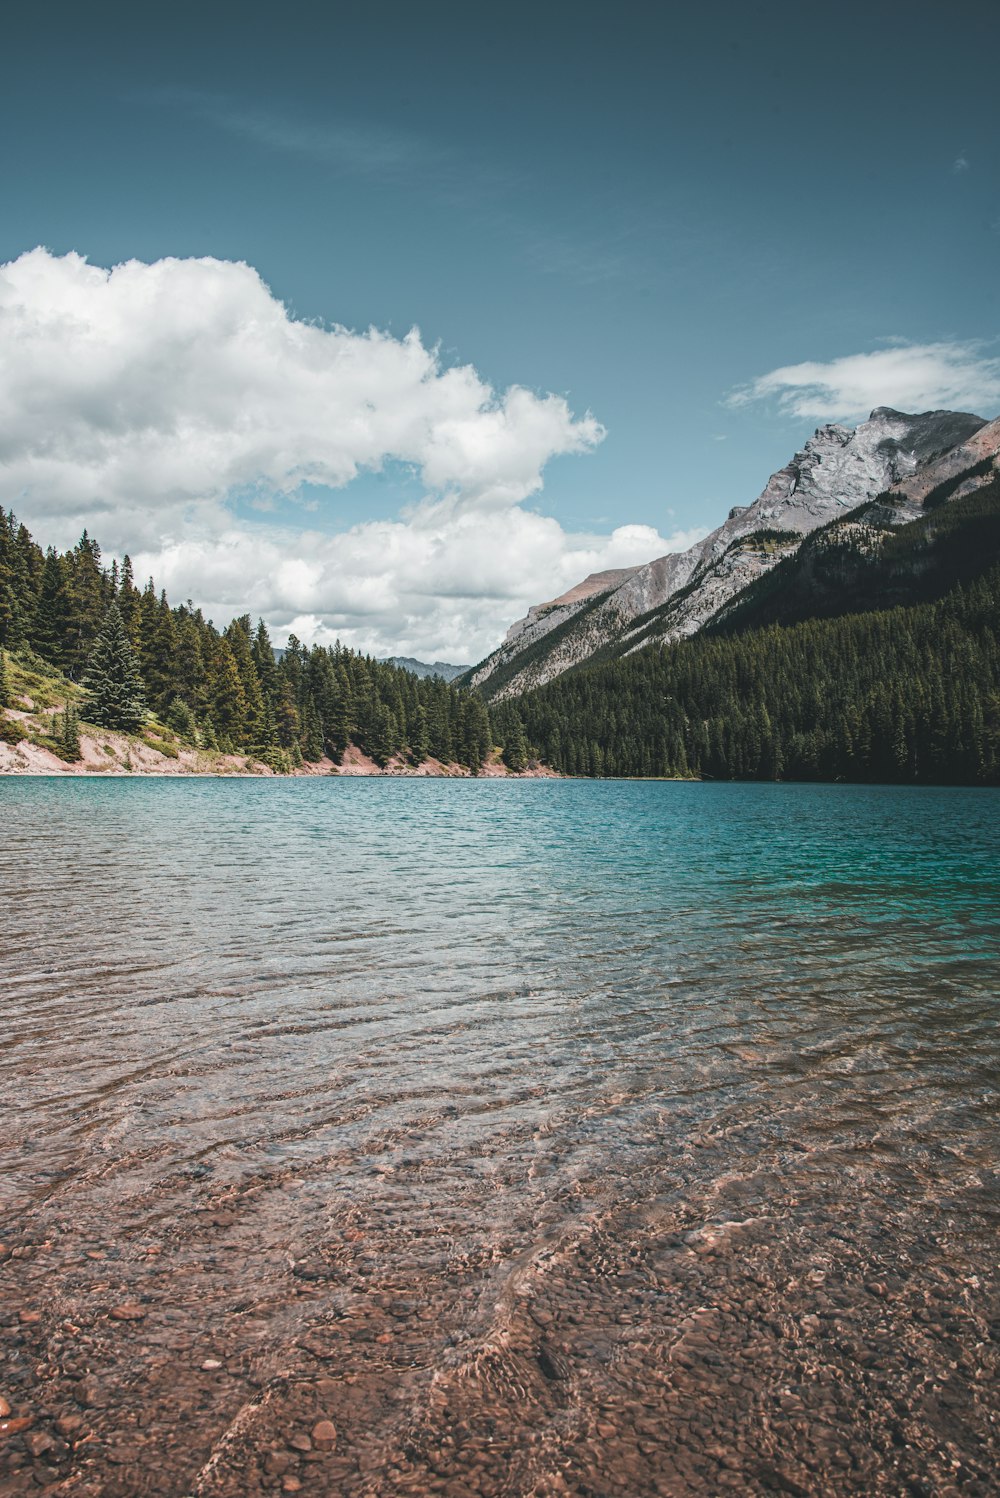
1,779 -> 998,1496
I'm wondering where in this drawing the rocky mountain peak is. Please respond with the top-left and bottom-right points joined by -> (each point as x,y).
470,406 -> 990,701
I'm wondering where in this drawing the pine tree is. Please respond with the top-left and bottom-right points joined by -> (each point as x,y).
426,682 -> 454,763
136,586 -> 177,710
274,679 -> 300,749
459,696 -> 491,774
500,709 -> 529,772
201,715 -> 220,751
300,699 -> 325,762
34,548 -> 71,668
0,513 -> 23,648
226,616 -> 267,749
209,638 -> 248,751
82,603 -> 148,731
174,615 -> 208,713
409,703 -> 430,764
65,531 -> 109,677
0,647 -> 10,708
165,697 -> 198,740
117,555 -> 140,640
252,619 -> 279,700
58,704 -> 81,762
0,511 -> 43,649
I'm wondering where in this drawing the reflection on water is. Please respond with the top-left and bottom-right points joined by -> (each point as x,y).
1,780 -> 998,1496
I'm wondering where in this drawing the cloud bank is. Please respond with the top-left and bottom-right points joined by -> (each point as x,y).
730,340 -> 1000,424
0,248 -> 693,658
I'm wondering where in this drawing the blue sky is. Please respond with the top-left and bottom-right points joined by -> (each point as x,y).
2,0 -> 998,657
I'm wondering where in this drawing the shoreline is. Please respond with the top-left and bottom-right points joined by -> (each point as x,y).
0,732 -> 558,780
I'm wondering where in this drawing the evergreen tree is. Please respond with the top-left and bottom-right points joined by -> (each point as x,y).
173,612 -> 208,712
165,697 -> 198,740
300,698 -> 325,762
499,708 -> 529,772
252,619 -> 279,701
0,510 -> 43,649
201,714 -> 220,751
136,585 -> 178,710
226,616 -> 268,750
209,638 -> 248,750
409,703 -> 430,764
82,603 -> 148,731
57,704 -> 81,762
117,555 -> 141,640
33,548 -> 71,667
426,681 -> 454,762
459,696 -> 491,774
274,679 -> 300,749
0,513 -> 24,648
65,531 -> 109,677
0,647 -> 9,708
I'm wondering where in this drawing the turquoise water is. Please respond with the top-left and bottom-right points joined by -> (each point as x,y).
1,779 -> 998,1496
3,780 -> 998,1196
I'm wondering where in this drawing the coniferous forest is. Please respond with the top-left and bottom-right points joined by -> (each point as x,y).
0,514 -> 496,773
495,479 -> 1000,785
505,571 -> 1000,784
2,495 -> 999,783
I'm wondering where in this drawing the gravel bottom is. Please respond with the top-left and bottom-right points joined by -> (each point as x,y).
2,1117 -> 997,1497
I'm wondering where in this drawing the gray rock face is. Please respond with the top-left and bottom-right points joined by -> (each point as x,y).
471,407 -> 988,700
886,412 -> 1000,506
502,568 -> 641,651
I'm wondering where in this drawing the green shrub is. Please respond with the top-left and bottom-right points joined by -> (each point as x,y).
142,735 -> 179,759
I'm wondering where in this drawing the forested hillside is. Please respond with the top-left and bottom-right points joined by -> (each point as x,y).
493,471 -> 1000,785
711,471 -> 1000,636
5,480 -> 999,784
509,569 -> 1000,783
0,514 -> 502,773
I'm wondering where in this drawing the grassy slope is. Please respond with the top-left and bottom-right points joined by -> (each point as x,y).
0,654 -> 536,777
0,654 -> 273,774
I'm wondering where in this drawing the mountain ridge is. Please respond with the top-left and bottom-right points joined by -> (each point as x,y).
495,478 -> 1000,784
381,656 -> 469,681
467,407 -> 994,701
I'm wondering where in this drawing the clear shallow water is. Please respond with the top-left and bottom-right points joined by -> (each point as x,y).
1,779 -> 998,1497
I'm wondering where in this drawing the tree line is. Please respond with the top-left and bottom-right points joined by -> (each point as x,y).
509,568 -> 1000,784
0,512 -> 527,773
5,503 -> 997,785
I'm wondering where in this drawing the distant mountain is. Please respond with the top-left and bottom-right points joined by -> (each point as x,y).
467,407 -> 992,701
382,656 -> 469,681
272,649 -> 468,682
506,480 -> 1000,785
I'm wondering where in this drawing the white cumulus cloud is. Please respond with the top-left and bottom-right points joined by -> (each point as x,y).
729,340 -> 1000,424
137,514 -> 704,664
0,248 -> 694,660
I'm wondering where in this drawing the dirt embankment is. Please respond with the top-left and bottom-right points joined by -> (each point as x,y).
333,745 -> 555,778
0,704 -> 556,780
